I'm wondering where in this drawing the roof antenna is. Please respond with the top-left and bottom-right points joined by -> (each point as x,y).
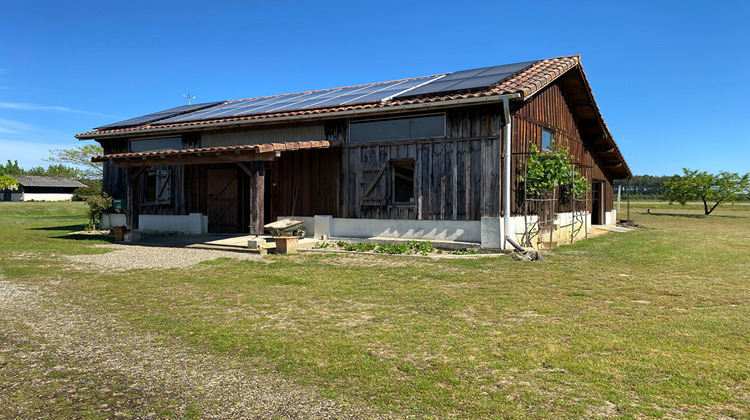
183,93 -> 196,105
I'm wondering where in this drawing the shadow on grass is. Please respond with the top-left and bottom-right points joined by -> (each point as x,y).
52,234 -> 115,243
643,212 -> 745,219
29,224 -> 87,231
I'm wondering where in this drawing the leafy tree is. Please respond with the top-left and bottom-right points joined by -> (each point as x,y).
664,168 -> 750,215
45,144 -> 103,179
0,175 -> 18,190
0,160 -> 24,176
26,164 -> 86,180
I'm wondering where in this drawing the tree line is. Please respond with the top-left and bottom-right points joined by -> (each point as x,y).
0,144 -> 104,190
614,174 -> 749,202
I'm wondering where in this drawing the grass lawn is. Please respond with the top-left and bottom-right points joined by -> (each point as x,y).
1,201 -> 748,418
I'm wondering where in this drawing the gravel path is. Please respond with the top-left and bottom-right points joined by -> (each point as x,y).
64,244 -> 262,271
0,271 -> 379,418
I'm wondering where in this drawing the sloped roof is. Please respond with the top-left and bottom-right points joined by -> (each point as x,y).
76,56 -> 580,139
77,55 -> 630,178
11,175 -> 87,188
92,140 -> 335,163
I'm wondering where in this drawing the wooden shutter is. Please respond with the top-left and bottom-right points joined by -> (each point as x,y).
360,165 -> 387,206
155,168 -> 171,204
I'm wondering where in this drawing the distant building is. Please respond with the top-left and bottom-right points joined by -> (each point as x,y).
0,176 -> 87,202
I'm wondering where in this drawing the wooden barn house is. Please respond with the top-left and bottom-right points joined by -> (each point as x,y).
0,175 -> 87,202
77,55 -> 630,249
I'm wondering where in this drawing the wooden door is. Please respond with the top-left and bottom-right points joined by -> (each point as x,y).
207,169 -> 239,233
591,181 -> 602,225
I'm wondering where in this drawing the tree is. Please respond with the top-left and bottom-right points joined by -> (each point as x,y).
27,164 -> 85,180
664,168 -> 750,215
0,160 -> 23,176
0,175 -> 18,190
45,144 -> 103,180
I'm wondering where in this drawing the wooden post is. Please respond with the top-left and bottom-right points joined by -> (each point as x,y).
248,161 -> 265,234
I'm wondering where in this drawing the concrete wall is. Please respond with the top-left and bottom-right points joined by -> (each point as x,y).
138,213 -> 208,234
20,193 -> 76,202
605,210 -> 617,226
318,217 -> 482,244
100,213 -> 127,229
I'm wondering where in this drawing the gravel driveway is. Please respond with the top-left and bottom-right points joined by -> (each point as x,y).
0,249 -> 379,418
64,243 -> 262,271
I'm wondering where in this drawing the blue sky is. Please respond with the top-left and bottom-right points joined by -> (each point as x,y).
1,0 -> 748,176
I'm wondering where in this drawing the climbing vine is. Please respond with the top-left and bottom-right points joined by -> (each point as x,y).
522,143 -> 590,198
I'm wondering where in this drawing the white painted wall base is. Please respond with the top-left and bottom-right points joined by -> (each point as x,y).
328,217 -> 481,243
100,213 -> 127,229
605,210 -> 617,226
20,193 -> 76,201
138,213 -> 208,234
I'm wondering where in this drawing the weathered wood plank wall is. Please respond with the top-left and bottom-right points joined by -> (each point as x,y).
271,148 -> 340,218
512,81 -> 614,214
339,105 -> 503,221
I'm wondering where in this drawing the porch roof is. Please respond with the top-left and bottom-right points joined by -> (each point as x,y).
92,140 -> 337,167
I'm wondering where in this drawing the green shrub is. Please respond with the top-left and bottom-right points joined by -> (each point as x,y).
84,193 -> 113,230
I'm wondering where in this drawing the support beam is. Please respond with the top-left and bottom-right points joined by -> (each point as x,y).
113,151 -> 279,168
247,161 -> 265,235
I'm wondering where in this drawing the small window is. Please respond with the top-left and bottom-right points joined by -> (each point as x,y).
542,129 -> 553,151
350,114 -> 445,143
145,172 -> 157,202
392,161 -> 415,204
131,137 -> 182,153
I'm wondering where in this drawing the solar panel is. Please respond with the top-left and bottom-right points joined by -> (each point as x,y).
95,102 -> 223,129
394,60 -> 538,98
121,61 -> 538,128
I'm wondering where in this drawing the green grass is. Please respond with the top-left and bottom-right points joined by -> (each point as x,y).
1,201 -> 748,418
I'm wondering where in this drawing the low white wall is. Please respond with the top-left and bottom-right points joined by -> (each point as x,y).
21,193 -> 76,202
100,213 -> 127,229
605,210 -> 617,226
138,213 -> 208,234
326,217 -> 481,243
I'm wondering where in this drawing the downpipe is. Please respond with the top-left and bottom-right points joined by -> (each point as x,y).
502,95 -> 524,252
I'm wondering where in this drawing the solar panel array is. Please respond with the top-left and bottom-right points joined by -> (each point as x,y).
97,60 -> 540,129
154,76 -> 442,125
393,60 -> 538,98
96,102 -> 223,129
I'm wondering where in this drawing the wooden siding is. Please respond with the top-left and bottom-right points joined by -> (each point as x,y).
511,81 -> 614,214
271,148 -> 339,218
339,106 -> 503,220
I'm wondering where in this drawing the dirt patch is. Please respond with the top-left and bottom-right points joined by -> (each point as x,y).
63,244 -> 262,271
0,278 -> 379,418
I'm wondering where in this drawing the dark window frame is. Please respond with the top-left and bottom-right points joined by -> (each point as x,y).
542,128 -> 554,151
391,159 -> 416,205
144,171 -> 157,203
348,114 -> 446,144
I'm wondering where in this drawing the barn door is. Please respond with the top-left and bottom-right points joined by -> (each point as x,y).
591,181 -> 603,225
360,165 -> 387,207
207,169 -> 239,233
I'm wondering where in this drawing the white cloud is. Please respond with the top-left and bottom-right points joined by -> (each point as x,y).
0,102 -> 116,118
0,118 -> 36,134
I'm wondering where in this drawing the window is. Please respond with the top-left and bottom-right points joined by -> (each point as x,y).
131,136 -> 182,153
142,168 -> 171,204
542,129 -> 553,151
350,114 -> 445,143
145,172 -> 157,202
392,161 -> 415,204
